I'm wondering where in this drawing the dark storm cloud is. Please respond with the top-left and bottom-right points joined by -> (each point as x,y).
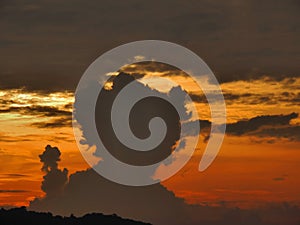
75,72 -> 189,166
30,146 -> 300,225
0,0 -> 299,91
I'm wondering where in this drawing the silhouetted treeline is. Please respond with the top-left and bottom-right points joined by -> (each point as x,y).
0,207 -> 152,225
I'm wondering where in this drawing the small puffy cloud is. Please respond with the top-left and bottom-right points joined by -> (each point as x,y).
38,145 -> 68,197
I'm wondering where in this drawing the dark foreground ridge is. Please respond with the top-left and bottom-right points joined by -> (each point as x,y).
0,207 -> 152,225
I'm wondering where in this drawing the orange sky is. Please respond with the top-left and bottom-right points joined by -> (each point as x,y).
0,74 -> 299,208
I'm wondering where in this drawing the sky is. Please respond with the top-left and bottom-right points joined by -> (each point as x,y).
0,0 -> 300,224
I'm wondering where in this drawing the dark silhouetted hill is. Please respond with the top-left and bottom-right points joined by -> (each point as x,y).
0,207 -> 152,225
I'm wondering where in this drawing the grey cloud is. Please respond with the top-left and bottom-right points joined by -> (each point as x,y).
30,146 -> 300,225
39,145 -> 62,172
39,145 -> 68,197
0,0 -> 299,91
226,113 -> 298,136
194,113 -> 300,142
75,72 -> 190,166
218,112 -> 300,142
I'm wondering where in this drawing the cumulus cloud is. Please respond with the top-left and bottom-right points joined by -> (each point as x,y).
38,145 -> 68,197
74,72 -> 191,167
31,168 -> 194,225
29,146 -> 300,225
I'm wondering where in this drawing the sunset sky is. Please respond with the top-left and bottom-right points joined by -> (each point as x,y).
1,71 -> 299,207
0,0 -> 299,224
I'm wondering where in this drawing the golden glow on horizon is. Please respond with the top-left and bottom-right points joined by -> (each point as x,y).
0,74 -> 299,207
